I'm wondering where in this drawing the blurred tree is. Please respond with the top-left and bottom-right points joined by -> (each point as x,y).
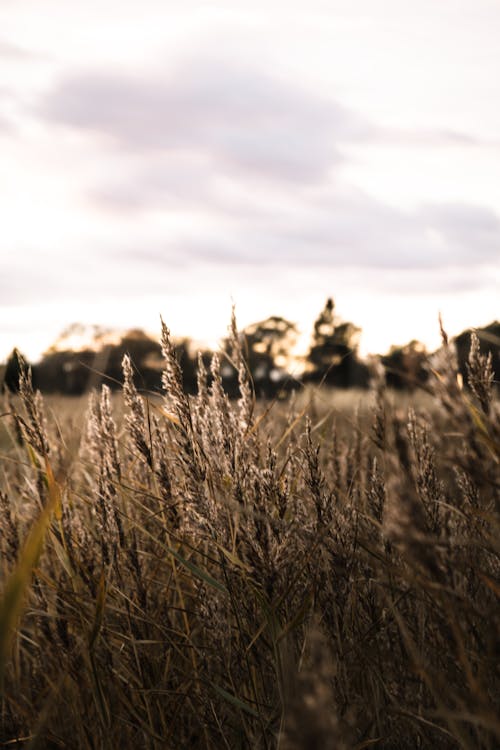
381,340 -> 429,391
454,321 -> 500,388
33,328 -> 207,395
98,329 -> 163,392
305,298 -> 369,388
35,329 -> 164,394
35,349 -> 97,394
224,316 -> 299,398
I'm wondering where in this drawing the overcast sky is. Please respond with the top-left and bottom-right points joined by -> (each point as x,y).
0,0 -> 499,361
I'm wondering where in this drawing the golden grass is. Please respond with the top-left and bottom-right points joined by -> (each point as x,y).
0,330 -> 498,749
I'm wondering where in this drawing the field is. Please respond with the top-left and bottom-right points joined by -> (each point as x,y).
0,321 -> 499,749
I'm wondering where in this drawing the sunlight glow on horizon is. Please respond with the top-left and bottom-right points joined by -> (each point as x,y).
0,0 -> 498,365
1,281 -> 498,366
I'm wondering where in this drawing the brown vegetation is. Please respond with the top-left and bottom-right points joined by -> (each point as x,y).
0,317 -> 499,748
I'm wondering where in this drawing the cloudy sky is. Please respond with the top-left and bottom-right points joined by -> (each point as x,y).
0,0 -> 499,362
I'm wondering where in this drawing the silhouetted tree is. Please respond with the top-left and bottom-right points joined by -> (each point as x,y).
35,349 -> 98,394
99,329 -> 163,392
33,328 -> 207,395
305,298 -> 369,388
381,340 -> 429,391
36,329 -> 155,394
453,321 -> 500,389
223,316 -> 299,398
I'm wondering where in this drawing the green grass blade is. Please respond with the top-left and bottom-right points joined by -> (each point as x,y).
210,682 -> 260,718
0,492 -> 56,687
166,544 -> 227,594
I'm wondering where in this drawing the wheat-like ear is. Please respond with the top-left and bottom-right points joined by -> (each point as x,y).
160,317 -> 193,428
0,307 -> 499,749
160,317 -> 204,488
467,331 -> 494,414
16,355 -> 50,457
229,305 -> 254,431
122,353 -> 152,468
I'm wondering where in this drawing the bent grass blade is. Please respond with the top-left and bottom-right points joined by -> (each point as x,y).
0,459 -> 60,688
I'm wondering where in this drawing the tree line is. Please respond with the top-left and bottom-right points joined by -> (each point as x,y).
2,298 -> 499,397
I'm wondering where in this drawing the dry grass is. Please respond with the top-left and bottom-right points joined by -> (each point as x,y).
0,325 -> 499,749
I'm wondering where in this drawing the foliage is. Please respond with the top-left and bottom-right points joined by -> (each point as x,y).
454,321 -> 500,389
223,315 -> 300,398
0,315 -> 498,748
305,297 -> 370,388
5,310 -> 499,399
381,339 -> 430,391
26,329 -> 212,397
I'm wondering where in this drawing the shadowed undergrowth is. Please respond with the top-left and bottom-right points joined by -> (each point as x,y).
0,316 -> 499,749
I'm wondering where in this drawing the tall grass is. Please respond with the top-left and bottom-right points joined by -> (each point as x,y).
0,324 -> 498,748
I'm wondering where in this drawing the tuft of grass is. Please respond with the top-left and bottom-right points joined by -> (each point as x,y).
0,316 -> 498,748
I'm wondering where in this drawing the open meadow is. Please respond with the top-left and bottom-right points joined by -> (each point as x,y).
0,323 -> 498,749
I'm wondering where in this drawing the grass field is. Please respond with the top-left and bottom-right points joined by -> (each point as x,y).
0,320 -> 498,749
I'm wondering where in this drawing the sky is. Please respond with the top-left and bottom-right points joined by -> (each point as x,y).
0,0 -> 499,362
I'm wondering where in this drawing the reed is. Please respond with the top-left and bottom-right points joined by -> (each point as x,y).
0,318 -> 498,748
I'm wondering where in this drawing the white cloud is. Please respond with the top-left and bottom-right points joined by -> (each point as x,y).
39,59 -> 375,184
0,2 -> 499,362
